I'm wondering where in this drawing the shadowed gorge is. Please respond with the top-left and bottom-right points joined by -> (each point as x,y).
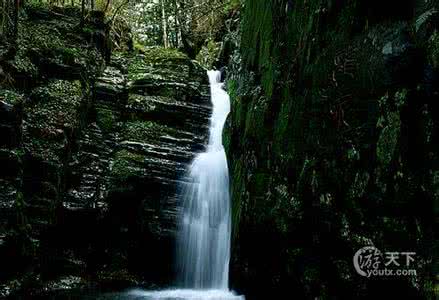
0,0 -> 438,299
225,1 -> 437,299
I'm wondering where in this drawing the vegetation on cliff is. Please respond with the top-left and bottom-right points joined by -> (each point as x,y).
225,1 -> 438,299
0,2 -> 212,297
0,0 -> 437,299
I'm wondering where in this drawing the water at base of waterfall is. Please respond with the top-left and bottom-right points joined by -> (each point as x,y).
54,288 -> 243,300
126,289 -> 244,300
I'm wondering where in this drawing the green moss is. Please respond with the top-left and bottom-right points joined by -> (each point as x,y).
24,80 -> 83,162
273,91 -> 306,168
111,150 -> 145,182
127,94 -> 159,113
142,47 -> 188,64
18,21 -> 64,52
427,30 -> 439,68
241,1 -> 274,97
223,0 -> 240,14
96,108 -> 117,132
16,10 -> 104,79
127,47 -> 188,72
196,40 -> 221,69
82,26 -> 95,35
377,112 -> 401,166
56,47 -> 82,64
244,96 -> 269,141
27,80 -> 82,129
126,47 -> 197,85
228,0 -> 437,297
231,159 -> 245,239
31,80 -> 82,102
395,89 -> 408,109
122,120 -> 176,142
0,90 -> 25,106
10,54 -> 38,77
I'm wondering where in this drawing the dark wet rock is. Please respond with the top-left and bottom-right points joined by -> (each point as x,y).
379,24 -> 422,85
0,31 -> 211,295
95,50 -> 211,283
225,1 -> 438,299
0,5 -> 146,296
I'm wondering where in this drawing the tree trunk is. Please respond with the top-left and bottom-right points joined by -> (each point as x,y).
13,0 -> 19,42
161,0 -> 169,48
174,0 -> 182,48
104,0 -> 111,13
80,0 -> 85,26
0,0 -> 6,37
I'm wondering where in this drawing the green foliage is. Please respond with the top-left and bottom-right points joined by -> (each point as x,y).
10,55 -> 38,78
30,80 -> 82,104
223,0 -> 240,14
24,80 -> 83,162
428,30 -> 439,68
196,40 -> 221,69
0,90 -> 25,105
122,120 -> 176,141
377,111 -> 401,167
415,8 -> 438,32
111,150 -> 145,182
96,108 -> 117,132
241,1 -> 274,97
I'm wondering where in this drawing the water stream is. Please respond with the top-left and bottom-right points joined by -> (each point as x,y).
126,71 -> 244,300
177,70 -> 232,289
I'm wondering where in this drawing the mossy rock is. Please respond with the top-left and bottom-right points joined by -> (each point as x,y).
196,40 -> 221,69
427,30 -> 439,68
16,10 -> 105,80
23,80 -> 83,162
127,94 -> 182,111
96,108 -> 117,132
8,54 -> 39,81
27,80 -> 83,130
141,47 -> 188,65
125,48 -> 207,86
0,90 -> 25,106
30,80 -> 82,103
376,111 -> 401,166
111,150 -> 145,183
121,120 -> 177,143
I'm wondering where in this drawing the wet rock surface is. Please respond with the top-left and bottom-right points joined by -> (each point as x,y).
0,6 -> 210,297
225,1 -> 438,299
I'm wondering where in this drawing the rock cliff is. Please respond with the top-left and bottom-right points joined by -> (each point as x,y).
0,5 -> 210,297
225,1 -> 437,299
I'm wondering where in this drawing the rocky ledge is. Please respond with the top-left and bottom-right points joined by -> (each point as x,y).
0,6 -> 211,298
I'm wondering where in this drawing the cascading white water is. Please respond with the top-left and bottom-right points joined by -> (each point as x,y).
127,71 -> 244,300
177,70 -> 232,290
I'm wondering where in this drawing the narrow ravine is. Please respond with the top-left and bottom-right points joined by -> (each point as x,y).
126,71 -> 244,300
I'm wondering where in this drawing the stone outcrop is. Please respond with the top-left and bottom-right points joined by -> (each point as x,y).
0,5 -> 210,297
225,1 -> 438,299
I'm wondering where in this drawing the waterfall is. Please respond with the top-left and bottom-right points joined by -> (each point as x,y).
177,70 -> 232,289
127,71 -> 244,300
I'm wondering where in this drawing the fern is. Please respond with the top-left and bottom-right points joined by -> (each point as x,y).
415,9 -> 438,32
